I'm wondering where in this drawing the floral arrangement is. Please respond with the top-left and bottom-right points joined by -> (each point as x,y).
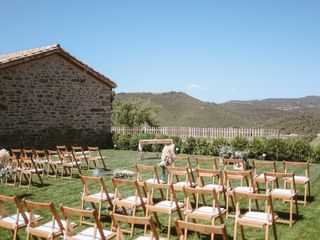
0,149 -> 11,183
158,144 -> 175,167
219,145 -> 249,170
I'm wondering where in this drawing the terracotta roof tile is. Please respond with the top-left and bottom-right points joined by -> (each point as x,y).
0,44 -> 116,88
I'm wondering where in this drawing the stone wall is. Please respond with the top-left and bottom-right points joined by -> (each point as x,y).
0,54 -> 113,148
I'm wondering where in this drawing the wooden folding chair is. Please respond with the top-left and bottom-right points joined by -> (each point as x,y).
60,150 -> 82,179
144,182 -> 185,240
46,150 -> 63,178
72,146 -> 89,171
112,178 -> 147,237
195,168 -> 227,206
172,155 -> 195,183
233,192 -> 277,240
23,199 -> 71,240
224,170 -> 258,218
167,166 -> 196,191
223,158 -> 247,171
283,160 -> 310,206
196,156 -> 219,170
18,155 -> 44,189
56,145 -> 67,153
183,187 -> 226,240
32,149 -> 48,175
87,146 -> 108,171
111,213 -> 166,240
175,220 -> 228,240
0,195 -> 42,240
80,175 -> 115,224
253,160 -> 278,192
265,172 -> 299,227
61,205 -> 116,240
5,149 -> 21,187
135,164 -> 164,198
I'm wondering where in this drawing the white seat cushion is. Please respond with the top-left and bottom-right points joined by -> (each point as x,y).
72,227 -> 114,240
234,186 -> 254,193
146,178 -> 165,184
286,176 -> 309,184
190,206 -> 225,217
202,184 -> 224,191
30,220 -> 70,236
271,188 -> 295,197
87,192 -> 115,201
153,200 -> 185,214
119,196 -> 147,206
240,211 -> 273,225
136,236 -> 166,240
0,212 -> 41,228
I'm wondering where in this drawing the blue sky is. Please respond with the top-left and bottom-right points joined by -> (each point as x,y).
1,0 -> 320,103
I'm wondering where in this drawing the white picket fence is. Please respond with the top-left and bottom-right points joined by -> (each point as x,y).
112,126 -> 280,140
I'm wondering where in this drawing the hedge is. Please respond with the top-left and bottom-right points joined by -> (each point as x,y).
112,132 -> 319,162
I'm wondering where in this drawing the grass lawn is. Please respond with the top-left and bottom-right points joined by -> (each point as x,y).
0,149 -> 319,239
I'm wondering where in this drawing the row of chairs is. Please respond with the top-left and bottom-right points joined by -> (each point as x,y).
79,173 -> 281,239
0,193 -> 228,240
5,146 -> 107,188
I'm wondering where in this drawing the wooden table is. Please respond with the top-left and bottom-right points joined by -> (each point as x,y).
138,139 -> 173,160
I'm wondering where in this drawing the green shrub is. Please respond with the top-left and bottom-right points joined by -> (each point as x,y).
129,134 -> 139,151
193,138 -> 209,155
286,138 -> 312,161
116,133 -> 131,150
171,136 -> 182,153
265,138 -> 288,161
230,136 -> 249,151
248,137 -> 267,159
311,144 -> 320,163
181,137 -> 196,154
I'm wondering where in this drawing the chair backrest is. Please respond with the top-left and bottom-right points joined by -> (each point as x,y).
46,150 -> 62,163
60,205 -> 108,240
175,220 -> 228,240
10,148 -> 22,161
283,160 -> 309,177
166,166 -> 193,186
32,149 -> 47,161
172,155 -> 192,169
0,195 -> 28,227
72,146 -> 87,161
111,213 -> 160,240
195,168 -> 224,188
264,172 -> 297,192
183,186 -> 223,220
233,192 -> 276,224
80,175 -> 113,207
22,149 -> 34,158
223,158 -> 246,171
56,145 -> 67,153
224,170 -> 255,190
252,160 -> 277,177
112,178 -> 144,204
196,156 -> 218,170
144,182 -> 180,204
60,150 -> 73,163
135,164 -> 161,184
23,199 -> 64,238
88,146 -> 103,158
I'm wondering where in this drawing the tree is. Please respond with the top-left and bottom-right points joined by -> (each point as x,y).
112,99 -> 160,127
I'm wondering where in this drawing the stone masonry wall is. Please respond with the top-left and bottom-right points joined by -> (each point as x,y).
0,54 -> 112,148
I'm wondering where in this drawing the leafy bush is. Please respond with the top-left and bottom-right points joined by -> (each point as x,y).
181,137 -> 196,154
230,136 -> 249,151
286,138 -> 312,161
248,137 -> 267,159
112,133 -> 316,162
193,138 -> 209,155
265,138 -> 288,161
311,144 -> 320,163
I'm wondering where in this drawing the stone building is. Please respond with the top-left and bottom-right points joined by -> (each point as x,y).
0,44 -> 116,148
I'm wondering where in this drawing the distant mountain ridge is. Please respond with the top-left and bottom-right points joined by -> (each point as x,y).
114,92 -> 320,137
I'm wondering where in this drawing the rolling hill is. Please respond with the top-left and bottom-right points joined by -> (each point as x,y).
114,92 -> 320,137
